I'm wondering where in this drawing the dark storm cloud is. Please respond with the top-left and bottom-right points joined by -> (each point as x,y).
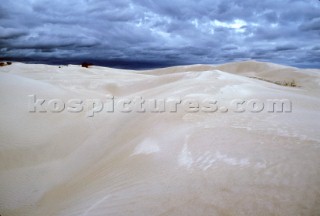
0,27 -> 27,39
0,0 -> 319,68
274,45 -> 298,52
300,18 -> 320,31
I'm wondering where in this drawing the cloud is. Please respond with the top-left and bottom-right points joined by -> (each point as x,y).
0,0 -> 319,68
274,45 -> 298,52
0,27 -> 27,39
300,18 -> 320,31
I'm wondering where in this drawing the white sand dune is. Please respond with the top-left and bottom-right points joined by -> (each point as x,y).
1,61 -> 320,216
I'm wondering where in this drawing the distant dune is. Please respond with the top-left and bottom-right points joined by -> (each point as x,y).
0,61 -> 320,216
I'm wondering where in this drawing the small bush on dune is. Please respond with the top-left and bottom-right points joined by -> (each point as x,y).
0,62 -> 13,66
289,80 -> 297,87
249,76 -> 298,87
275,80 -> 297,87
81,62 -> 93,68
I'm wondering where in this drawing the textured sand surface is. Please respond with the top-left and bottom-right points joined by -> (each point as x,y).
0,61 -> 320,216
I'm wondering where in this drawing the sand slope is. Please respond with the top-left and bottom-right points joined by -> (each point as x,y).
0,61 -> 320,216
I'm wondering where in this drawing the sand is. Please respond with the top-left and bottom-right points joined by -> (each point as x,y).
0,61 -> 320,216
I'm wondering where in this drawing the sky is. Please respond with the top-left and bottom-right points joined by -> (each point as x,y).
0,0 -> 320,69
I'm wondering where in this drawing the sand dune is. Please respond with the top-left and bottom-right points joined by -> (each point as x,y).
1,61 -> 320,216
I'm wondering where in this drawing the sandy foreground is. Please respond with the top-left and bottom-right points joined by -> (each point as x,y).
0,61 -> 320,216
